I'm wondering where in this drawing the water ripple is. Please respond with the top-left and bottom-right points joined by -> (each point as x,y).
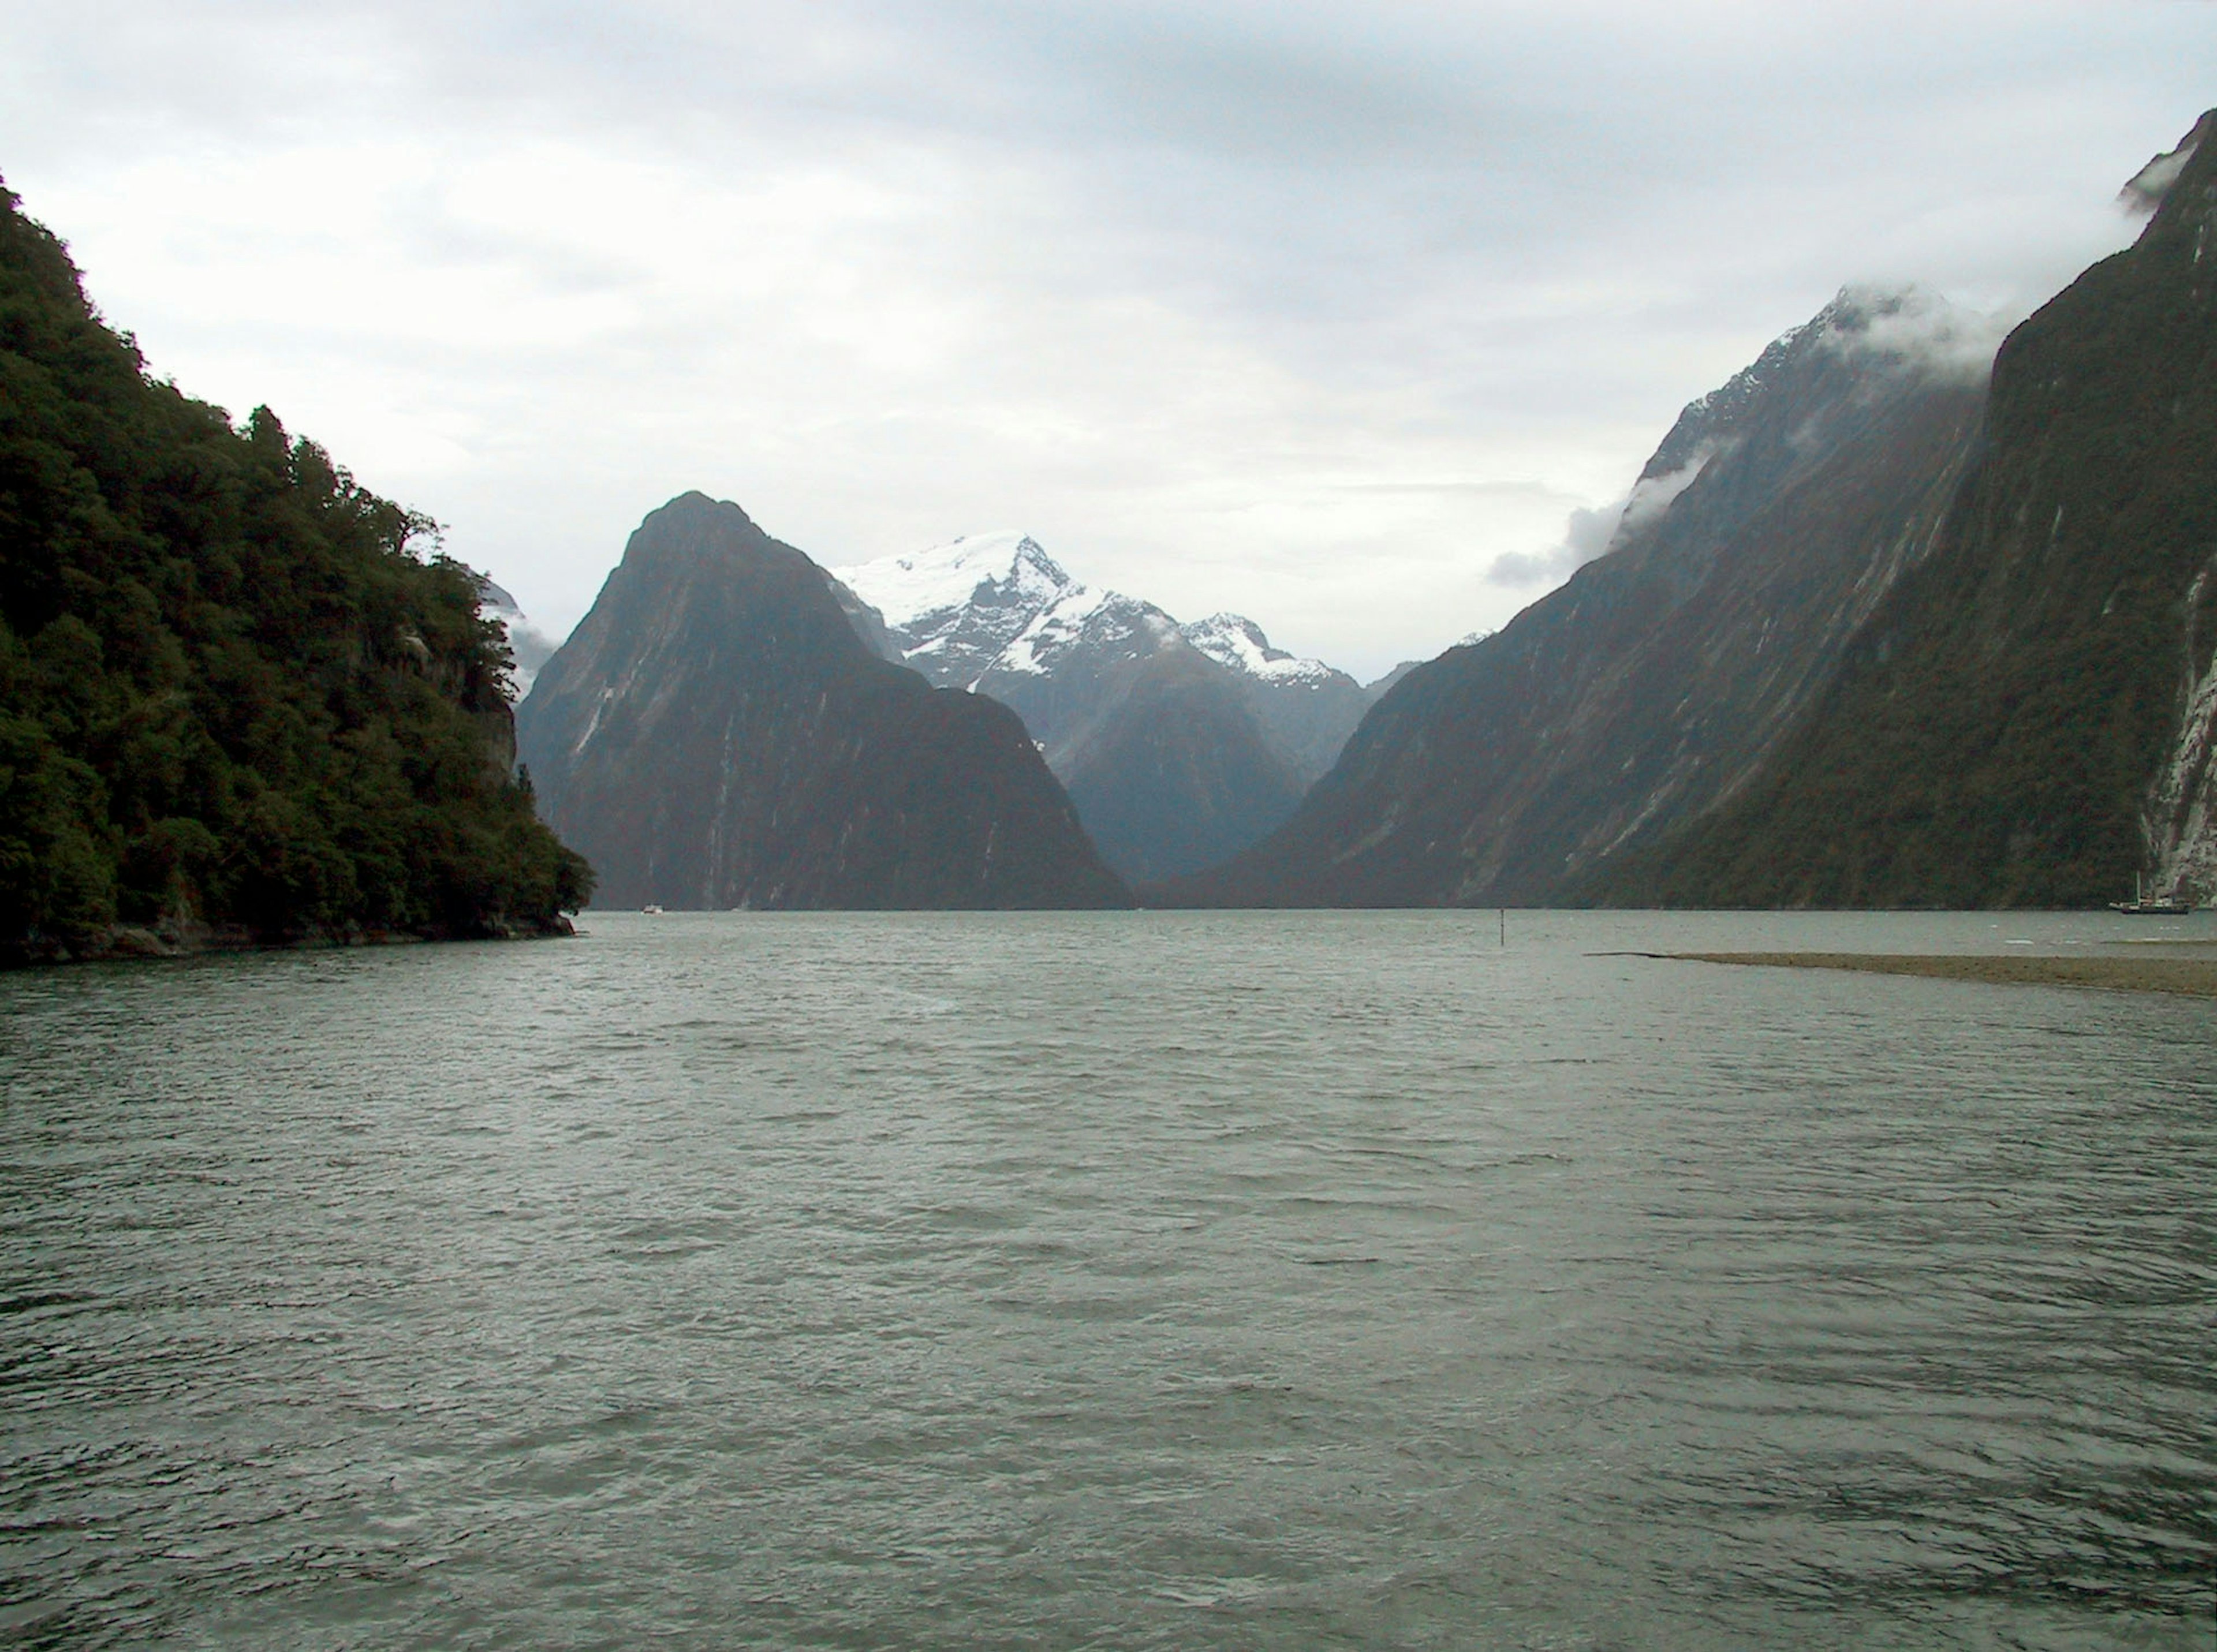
1,910 -> 2212,1649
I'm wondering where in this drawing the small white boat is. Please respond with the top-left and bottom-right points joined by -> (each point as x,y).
641,903 -> 665,915
2110,873 -> 2192,916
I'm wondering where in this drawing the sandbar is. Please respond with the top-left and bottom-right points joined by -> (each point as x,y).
1658,951 -> 2217,999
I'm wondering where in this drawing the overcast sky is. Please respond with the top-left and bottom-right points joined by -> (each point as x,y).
3,1 -> 2211,677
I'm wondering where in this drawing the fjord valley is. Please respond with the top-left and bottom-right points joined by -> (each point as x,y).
0,179 -> 590,962
3,30 -> 2215,1650
1158,114 -> 2217,914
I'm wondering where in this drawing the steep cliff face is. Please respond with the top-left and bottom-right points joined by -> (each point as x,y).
516,494 -> 1129,910
1160,287 -> 1990,906
1609,113 -> 2217,909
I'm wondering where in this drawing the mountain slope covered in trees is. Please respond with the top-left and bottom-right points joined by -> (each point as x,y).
0,177 -> 591,960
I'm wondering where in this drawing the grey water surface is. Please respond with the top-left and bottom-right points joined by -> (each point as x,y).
2,910 -> 2213,1649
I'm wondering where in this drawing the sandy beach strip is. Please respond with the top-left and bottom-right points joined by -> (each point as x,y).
1653,951 -> 2217,999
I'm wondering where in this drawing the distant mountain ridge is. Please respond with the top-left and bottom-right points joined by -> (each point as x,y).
516,495 -> 1129,910
833,535 -> 1374,881
1157,285 -> 1994,907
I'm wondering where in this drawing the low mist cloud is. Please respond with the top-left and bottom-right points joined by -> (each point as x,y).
1821,285 -> 2005,382
2121,119 -> 2205,214
1486,451 -> 1710,587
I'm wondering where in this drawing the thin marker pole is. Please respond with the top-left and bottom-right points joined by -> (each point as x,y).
1500,908 -> 1506,948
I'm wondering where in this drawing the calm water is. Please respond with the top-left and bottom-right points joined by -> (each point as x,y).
2,910 -> 2213,1650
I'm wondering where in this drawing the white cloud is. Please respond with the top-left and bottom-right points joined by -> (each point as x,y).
1819,284 -> 2007,382
2,0 -> 2209,679
2120,116 -> 2205,213
1486,448 -> 1712,588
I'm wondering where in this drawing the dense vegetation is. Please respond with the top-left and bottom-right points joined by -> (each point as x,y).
0,178 -> 591,959
1592,114 -> 2217,909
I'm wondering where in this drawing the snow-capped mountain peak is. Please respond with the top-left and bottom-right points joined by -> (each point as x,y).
831,533 -> 1077,689
833,532 -> 1070,634
1180,612 -> 1341,689
826,531 -> 1375,831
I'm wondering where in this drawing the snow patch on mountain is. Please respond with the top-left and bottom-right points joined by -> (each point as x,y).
837,531 -> 1365,788
834,532 -> 1070,633
1180,614 -> 1341,689
833,533 -> 1078,688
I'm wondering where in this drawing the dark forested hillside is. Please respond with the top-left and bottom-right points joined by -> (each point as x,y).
1599,112 -> 2217,909
1059,644 -> 1306,884
0,178 -> 591,960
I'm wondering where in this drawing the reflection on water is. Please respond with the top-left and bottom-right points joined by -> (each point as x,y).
2,910 -> 2213,1649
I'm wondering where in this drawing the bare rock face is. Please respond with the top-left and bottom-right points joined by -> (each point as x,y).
1160,286 -> 1992,907
515,494 -> 1129,910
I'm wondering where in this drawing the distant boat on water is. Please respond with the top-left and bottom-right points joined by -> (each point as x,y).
2111,874 -> 2193,916
642,903 -> 665,915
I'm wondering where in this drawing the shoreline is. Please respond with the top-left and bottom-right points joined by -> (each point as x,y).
1649,951 -> 2217,999
2,915 -> 578,970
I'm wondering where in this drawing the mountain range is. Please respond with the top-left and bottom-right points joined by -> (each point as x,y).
514,494 -> 1128,910
831,535 -> 1377,881
1165,112 -> 2217,911
1597,111 -> 2217,907
503,112 -> 2217,917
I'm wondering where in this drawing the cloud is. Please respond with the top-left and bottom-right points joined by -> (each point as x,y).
2,0 -> 2208,679
1486,500 -> 1621,587
2119,116 -> 2207,214
1486,450 -> 1711,587
1819,284 -> 2006,382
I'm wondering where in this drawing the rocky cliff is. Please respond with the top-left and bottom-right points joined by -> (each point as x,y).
516,495 -> 1130,909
